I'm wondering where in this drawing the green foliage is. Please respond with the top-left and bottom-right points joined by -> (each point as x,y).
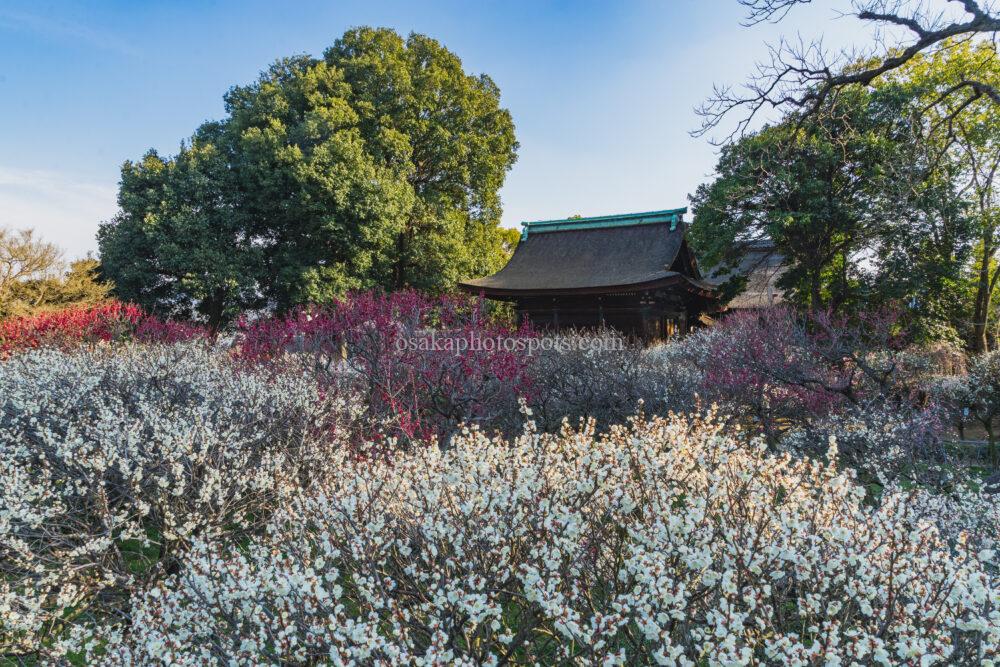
690,75 -> 978,340
99,27 -> 518,327
691,89 -> 912,311
2,259 -> 112,318
886,41 -> 1000,351
98,145 -> 258,326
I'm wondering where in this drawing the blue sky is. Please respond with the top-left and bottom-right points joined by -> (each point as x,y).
0,0 -> 869,258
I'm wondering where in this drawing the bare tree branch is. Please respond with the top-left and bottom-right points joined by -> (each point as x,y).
739,0 -> 815,25
699,0 -> 1000,142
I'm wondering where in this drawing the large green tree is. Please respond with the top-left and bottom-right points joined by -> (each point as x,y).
99,28 -> 518,327
690,86 -> 973,333
887,41 -> 1000,352
691,90 -> 894,312
99,140 -> 260,326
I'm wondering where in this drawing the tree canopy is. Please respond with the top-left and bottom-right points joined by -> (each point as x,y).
99,27 -> 518,328
886,40 -> 1000,351
692,90 -> 901,310
690,83 -> 974,337
692,41 -> 1000,348
0,228 -> 60,306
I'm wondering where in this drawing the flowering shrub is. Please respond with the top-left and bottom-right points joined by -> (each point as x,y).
669,307 -> 959,463
527,330 -> 703,431
779,404 -> 949,484
964,351 -> 1000,461
692,307 -> 851,434
133,315 -> 209,344
86,412 -> 999,665
0,345 -> 352,658
237,290 -> 532,443
926,351 -> 1000,464
0,308 -> 996,664
0,301 -> 144,355
0,301 -> 209,357
885,478 -> 1000,554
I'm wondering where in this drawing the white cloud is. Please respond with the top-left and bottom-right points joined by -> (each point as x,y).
0,166 -> 118,259
0,8 -> 139,57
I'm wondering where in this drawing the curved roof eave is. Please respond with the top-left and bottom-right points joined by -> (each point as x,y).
459,274 -> 716,299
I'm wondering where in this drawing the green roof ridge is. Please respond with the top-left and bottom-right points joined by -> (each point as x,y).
520,207 -> 687,240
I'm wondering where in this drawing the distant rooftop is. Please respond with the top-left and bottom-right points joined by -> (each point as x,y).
520,208 -> 687,239
460,206 -> 709,297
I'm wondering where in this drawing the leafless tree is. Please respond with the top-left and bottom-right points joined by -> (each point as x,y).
696,0 -> 1000,141
0,227 -> 61,305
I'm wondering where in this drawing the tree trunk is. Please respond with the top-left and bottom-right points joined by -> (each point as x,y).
985,419 -> 998,466
391,221 -> 415,291
204,287 -> 226,333
973,237 -> 993,353
809,270 -> 823,313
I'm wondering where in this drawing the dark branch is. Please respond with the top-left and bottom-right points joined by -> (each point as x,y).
698,0 -> 1000,142
739,0 -> 814,25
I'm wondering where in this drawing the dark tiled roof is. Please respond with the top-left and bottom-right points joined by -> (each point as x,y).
703,240 -> 787,309
460,210 -> 713,296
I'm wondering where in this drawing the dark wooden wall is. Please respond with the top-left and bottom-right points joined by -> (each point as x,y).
513,292 -> 693,341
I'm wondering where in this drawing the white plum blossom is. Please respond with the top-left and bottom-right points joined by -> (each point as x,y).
2,342 -> 997,665
96,411 -> 999,665
0,344 -> 354,658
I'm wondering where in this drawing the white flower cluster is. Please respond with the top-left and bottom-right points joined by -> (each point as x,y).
778,405 -> 945,482
0,344 -> 354,657
884,479 -> 1000,554
98,413 -> 999,666
526,332 -> 704,431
